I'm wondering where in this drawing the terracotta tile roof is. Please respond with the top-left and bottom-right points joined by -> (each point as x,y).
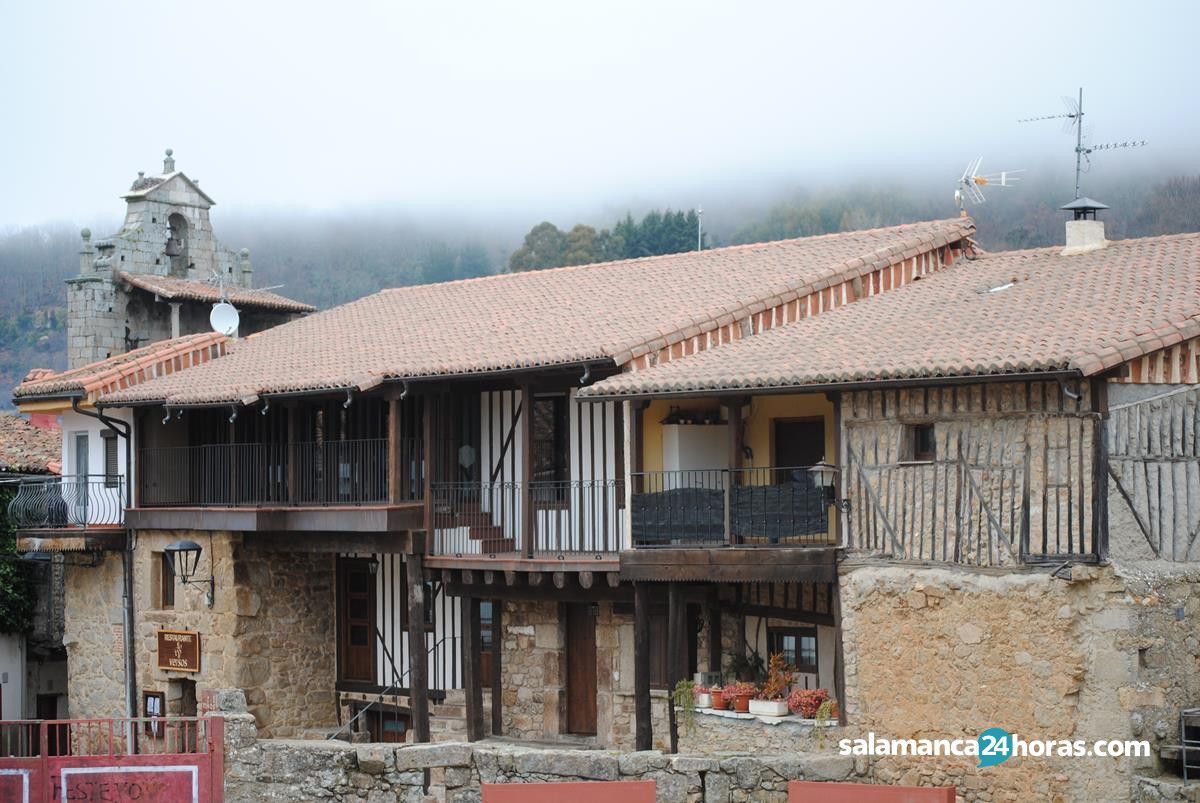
580,231 -> 1200,398
117,272 -> 315,313
96,219 -> 974,406
13,333 -> 228,403
0,415 -> 60,475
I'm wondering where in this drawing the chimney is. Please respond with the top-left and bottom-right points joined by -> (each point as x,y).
239,248 -> 253,288
163,147 -> 175,173
1060,197 -> 1109,255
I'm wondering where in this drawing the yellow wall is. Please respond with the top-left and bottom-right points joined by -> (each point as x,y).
639,393 -> 835,473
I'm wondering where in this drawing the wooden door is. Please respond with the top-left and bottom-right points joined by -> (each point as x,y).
565,603 -> 598,735
773,419 -> 825,468
338,558 -> 377,683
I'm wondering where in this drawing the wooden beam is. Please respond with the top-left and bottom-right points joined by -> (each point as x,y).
520,383 -> 535,558
832,574 -> 847,727
1091,378 -> 1109,560
706,591 -> 721,676
490,598 -> 503,736
423,396 -> 433,536
633,583 -> 652,751
461,596 -> 485,741
483,570 -> 495,586
553,571 -> 566,589
445,581 -> 631,603
606,572 -> 621,588
406,554 -> 430,742
734,604 -> 835,628
388,397 -> 401,503
504,571 -> 517,586
528,572 -> 544,587
579,571 -> 593,589
667,582 -> 683,753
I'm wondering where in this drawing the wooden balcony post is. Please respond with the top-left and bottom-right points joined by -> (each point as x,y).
520,383 -> 535,558
406,554 -> 430,742
286,403 -> 297,505
633,582 -> 652,750
723,397 -> 746,546
706,589 -> 721,675
461,595 -> 485,741
490,597 -> 503,736
667,581 -> 684,753
387,396 -> 401,504
423,397 -> 433,533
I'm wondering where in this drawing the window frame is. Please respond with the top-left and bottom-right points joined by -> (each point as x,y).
767,626 -> 819,675
909,423 -> 936,462
101,430 -> 120,488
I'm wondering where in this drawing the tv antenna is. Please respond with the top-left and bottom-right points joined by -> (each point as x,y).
1019,87 -> 1147,199
954,157 -> 1023,216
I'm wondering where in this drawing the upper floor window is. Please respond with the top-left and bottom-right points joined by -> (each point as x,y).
531,394 -> 570,485
909,424 -> 936,462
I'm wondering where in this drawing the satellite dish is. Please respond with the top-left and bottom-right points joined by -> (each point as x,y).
210,302 -> 240,336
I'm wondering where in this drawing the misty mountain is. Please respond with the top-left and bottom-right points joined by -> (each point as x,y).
1,172 -> 1196,409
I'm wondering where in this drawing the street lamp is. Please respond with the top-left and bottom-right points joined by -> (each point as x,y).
808,461 -> 851,512
164,539 -> 215,608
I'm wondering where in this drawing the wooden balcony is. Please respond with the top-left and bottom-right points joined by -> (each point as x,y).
129,439 -> 424,541
623,465 -> 838,583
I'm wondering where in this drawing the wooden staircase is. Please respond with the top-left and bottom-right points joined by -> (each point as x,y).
434,502 -> 517,554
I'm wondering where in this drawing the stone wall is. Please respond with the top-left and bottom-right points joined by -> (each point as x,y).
216,690 -> 864,803
838,561 -> 1175,801
63,552 -> 127,718
496,599 -> 670,750
66,532 -> 337,737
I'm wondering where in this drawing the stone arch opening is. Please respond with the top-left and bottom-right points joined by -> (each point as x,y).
165,212 -> 189,277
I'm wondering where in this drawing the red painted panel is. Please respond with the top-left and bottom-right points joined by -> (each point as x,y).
789,780 -> 956,803
483,780 -> 657,803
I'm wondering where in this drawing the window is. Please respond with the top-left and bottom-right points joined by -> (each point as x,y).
531,395 -> 570,485
102,431 -> 119,488
152,551 -> 175,609
909,424 -> 936,462
768,627 -> 819,674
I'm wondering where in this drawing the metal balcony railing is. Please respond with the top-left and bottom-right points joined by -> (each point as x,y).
7,475 -> 125,529
630,465 -> 833,547
138,438 -> 418,507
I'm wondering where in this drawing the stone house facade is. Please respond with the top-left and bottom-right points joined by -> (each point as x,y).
15,201 -> 1200,800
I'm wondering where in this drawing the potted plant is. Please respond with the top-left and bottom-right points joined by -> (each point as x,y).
787,687 -> 830,719
727,650 -> 765,682
693,684 -> 712,709
728,681 -> 757,713
709,685 -> 726,710
749,652 -> 791,716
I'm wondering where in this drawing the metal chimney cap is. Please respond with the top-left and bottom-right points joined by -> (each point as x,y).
1060,197 -> 1109,211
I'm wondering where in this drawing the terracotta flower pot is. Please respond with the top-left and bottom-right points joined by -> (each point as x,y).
710,689 -> 725,710
734,694 -> 751,713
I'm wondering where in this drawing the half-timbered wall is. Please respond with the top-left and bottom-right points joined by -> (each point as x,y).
1107,383 -> 1200,561
343,553 -> 463,692
432,389 -> 625,555
842,382 -> 1098,566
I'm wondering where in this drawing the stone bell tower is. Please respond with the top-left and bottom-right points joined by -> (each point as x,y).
65,150 -> 279,368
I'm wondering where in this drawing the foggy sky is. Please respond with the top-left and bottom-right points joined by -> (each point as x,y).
2,0 -> 1196,227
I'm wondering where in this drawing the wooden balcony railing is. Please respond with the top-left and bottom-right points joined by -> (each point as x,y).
429,479 -> 625,557
630,466 -> 833,548
138,438 -> 421,507
7,475 -> 125,529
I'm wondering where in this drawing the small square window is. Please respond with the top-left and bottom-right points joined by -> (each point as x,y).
910,424 -> 935,462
